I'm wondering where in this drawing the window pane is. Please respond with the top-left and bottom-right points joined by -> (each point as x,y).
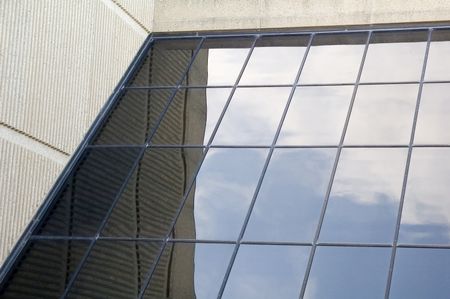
299,33 -> 366,84
304,246 -> 391,299
414,84 -> 450,144
360,31 -> 427,82
174,148 -> 268,240
222,245 -> 310,299
399,148 -> 450,244
277,86 -> 353,145
345,84 -> 418,145
390,248 -> 450,299
425,29 -> 450,81
320,148 -> 407,243
212,87 -> 291,145
244,148 -> 336,242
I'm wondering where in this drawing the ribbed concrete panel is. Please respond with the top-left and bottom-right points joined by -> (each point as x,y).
0,138 -> 63,266
114,0 -> 154,32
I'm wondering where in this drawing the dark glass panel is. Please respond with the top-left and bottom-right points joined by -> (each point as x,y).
150,88 -> 231,145
36,147 -> 141,236
102,147 -> 205,238
142,242 -> 234,299
222,245 -> 310,299
278,86 -> 353,145
320,148 -> 407,243
299,32 -> 367,84
399,148 -> 450,244
361,31 -> 428,82
304,246 -> 391,299
174,148 -> 268,240
345,84 -> 418,145
129,39 -> 201,87
93,89 -> 174,145
0,240 -> 89,298
212,87 -> 291,145
244,148 -> 336,242
390,248 -> 450,299
414,84 -> 450,144
425,29 -> 450,81
67,241 -> 162,298
239,35 -> 309,85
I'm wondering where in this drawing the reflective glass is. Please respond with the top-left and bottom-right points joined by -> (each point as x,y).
36,147 -> 141,236
150,88 -> 231,145
212,87 -> 291,145
239,36 -> 309,85
174,148 -> 268,240
94,89 -> 174,145
345,84 -> 418,145
361,31 -> 427,82
102,147 -> 205,237
222,245 -> 310,299
414,84 -> 450,144
390,248 -> 450,299
399,148 -> 450,244
143,242 -> 234,299
299,33 -> 366,84
278,86 -> 353,145
244,148 -> 336,242
304,246 -> 391,299
320,148 -> 407,243
67,241 -> 162,298
425,29 -> 450,81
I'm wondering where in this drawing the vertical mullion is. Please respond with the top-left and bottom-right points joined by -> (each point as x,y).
59,38 -> 206,299
216,34 -> 315,299
383,28 -> 432,299
137,36 -> 259,299
298,30 -> 372,299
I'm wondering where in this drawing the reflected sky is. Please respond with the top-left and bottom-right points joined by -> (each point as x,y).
414,84 -> 450,144
222,245 -> 310,299
320,148 -> 407,243
399,148 -> 450,244
212,87 -> 291,145
425,40 -> 450,81
278,86 -> 353,145
345,84 -> 418,145
244,148 -> 336,242
202,88 -> 231,144
304,246 -> 391,299
206,48 -> 250,85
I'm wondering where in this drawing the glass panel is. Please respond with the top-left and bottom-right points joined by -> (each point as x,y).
277,86 -> 353,145
239,36 -> 309,85
425,29 -> 450,81
222,245 -> 310,299
360,31 -> 427,82
129,39 -> 201,86
0,240 -> 89,298
143,242 -> 234,299
399,148 -> 450,244
150,88 -> 231,145
320,148 -> 407,243
67,241 -> 162,298
414,84 -> 450,144
94,89 -> 175,145
174,148 -> 268,240
244,148 -> 336,242
212,87 -> 291,145
36,147 -> 141,236
304,246 -> 391,299
102,147 -> 205,237
345,84 -> 418,145
390,248 -> 450,299
299,33 -> 367,84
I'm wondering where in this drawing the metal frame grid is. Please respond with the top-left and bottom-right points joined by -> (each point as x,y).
2,24 -> 450,299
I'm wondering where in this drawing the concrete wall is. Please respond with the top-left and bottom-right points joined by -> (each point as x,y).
0,0 -> 153,266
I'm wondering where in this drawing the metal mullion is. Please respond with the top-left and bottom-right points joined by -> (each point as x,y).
384,28 -> 432,299
137,36 -> 260,299
59,38 -> 206,299
216,33 -> 315,299
298,30 -> 372,299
